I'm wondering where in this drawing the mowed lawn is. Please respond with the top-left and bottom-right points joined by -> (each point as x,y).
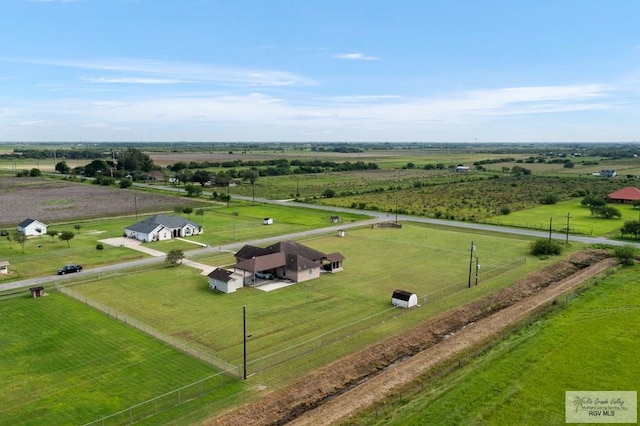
485,199 -> 638,237
0,293 -> 239,426
71,223 -> 560,387
351,265 -> 640,426
0,203 -> 369,282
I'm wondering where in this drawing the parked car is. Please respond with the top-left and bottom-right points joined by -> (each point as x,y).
57,264 -> 83,275
255,271 -> 274,280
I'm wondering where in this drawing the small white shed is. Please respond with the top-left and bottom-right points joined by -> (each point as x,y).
17,219 -> 48,236
391,289 -> 418,308
263,217 -> 274,225
0,260 -> 9,275
208,268 -> 244,293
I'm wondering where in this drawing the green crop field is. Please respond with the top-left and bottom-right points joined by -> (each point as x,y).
69,223 -> 570,392
485,199 -> 639,237
347,265 -> 640,426
0,292 -> 242,426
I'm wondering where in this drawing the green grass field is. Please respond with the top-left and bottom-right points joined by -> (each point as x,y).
485,199 -> 639,237
0,203 -> 369,282
346,264 -> 640,426
69,223 -> 571,391
0,292 -> 242,426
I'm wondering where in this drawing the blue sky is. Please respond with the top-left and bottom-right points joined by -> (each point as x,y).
2,0 -> 640,143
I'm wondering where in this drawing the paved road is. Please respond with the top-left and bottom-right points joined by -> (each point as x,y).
3,185 -> 637,292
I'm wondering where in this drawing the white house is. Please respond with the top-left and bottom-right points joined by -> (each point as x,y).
17,219 -> 48,236
208,268 -> 244,293
391,289 -> 419,308
124,214 -> 203,242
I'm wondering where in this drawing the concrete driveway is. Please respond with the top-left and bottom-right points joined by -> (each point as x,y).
99,237 -> 166,257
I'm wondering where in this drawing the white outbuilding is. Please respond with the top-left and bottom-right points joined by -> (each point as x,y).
17,218 -> 48,236
208,268 -> 244,293
391,289 -> 418,308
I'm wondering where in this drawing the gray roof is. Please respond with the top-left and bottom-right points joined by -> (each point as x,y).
18,218 -> 42,228
207,268 -> 234,282
126,214 -> 202,234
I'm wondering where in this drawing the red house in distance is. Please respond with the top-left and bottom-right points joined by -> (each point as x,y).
608,187 -> 640,204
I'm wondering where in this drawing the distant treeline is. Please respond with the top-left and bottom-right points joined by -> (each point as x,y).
167,159 -> 379,175
2,148 -> 110,160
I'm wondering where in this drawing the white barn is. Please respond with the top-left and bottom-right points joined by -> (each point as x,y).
124,214 -> 203,242
17,218 -> 48,236
391,289 -> 419,308
208,268 -> 244,293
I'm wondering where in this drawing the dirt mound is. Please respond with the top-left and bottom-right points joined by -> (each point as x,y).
206,249 -> 611,426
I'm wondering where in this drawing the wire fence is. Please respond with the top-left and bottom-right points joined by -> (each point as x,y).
82,372 -> 236,426
56,284 -> 240,377
482,218 -> 593,236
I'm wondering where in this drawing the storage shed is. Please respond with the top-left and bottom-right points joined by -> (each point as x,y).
208,268 -> 244,293
29,286 -> 46,298
0,260 -> 9,275
263,218 -> 274,225
391,289 -> 418,308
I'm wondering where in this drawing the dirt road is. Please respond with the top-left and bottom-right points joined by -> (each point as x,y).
206,250 -> 616,426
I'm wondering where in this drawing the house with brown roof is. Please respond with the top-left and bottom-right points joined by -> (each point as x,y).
207,268 -> 244,293
608,187 -> 640,204
233,240 -> 344,286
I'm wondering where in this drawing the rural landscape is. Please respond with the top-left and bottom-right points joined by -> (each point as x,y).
1,142 -> 639,425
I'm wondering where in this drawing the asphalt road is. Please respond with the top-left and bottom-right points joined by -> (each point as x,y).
2,186 -> 636,292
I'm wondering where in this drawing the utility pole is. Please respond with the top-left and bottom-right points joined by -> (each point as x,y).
134,196 -> 138,219
467,241 -> 475,288
565,212 -> 571,245
243,305 -> 247,380
548,217 -> 553,243
475,256 -> 480,285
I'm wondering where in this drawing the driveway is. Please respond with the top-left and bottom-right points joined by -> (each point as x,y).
100,237 -> 166,257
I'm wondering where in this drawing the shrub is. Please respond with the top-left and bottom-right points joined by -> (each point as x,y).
530,239 -> 564,256
500,206 -> 511,215
614,245 -> 636,266
540,193 -> 560,205
322,188 -> 336,198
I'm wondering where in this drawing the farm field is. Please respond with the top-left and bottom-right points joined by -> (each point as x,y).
485,198 -> 639,237
348,264 -> 640,426
0,292 -> 242,426
69,223 -> 574,394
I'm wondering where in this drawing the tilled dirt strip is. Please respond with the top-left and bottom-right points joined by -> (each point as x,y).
290,256 -> 618,425
205,250 -> 614,426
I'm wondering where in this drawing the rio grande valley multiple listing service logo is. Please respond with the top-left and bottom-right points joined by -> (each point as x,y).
566,391 -> 637,423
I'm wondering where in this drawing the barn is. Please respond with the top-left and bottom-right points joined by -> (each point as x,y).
391,289 -> 418,308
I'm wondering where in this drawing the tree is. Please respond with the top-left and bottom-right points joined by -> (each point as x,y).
30,168 -> 42,177
165,249 -> 185,266
74,224 -> 82,233
540,193 -> 560,205
192,170 -> 212,187
59,231 -> 75,248
184,184 -> 203,197
46,229 -> 59,242
633,199 -> 640,210
322,188 -> 336,198
614,245 -> 636,266
582,195 -> 606,208
55,161 -> 70,174
500,206 -> 511,215
195,208 -> 205,217
13,231 -> 27,254
119,178 -> 133,188
241,169 -> 259,202
6,233 -> 12,249
620,220 -> 640,240
183,206 -> 193,219
117,147 -> 154,173
83,159 -> 109,177
590,205 -> 622,219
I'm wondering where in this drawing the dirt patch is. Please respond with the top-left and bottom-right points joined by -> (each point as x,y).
0,177 -> 205,227
205,249 -> 614,426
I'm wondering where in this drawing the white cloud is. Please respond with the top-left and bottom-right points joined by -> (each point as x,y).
334,53 -> 379,61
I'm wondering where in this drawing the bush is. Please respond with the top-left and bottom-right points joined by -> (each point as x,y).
540,193 -> 560,205
614,245 -> 636,266
530,239 -> 564,256
500,206 -> 511,215
322,188 -> 336,198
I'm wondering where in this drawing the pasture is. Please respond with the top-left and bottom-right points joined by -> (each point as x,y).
349,264 -> 640,425
0,292 -> 240,426
485,198 -> 639,237
69,223 -> 571,390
